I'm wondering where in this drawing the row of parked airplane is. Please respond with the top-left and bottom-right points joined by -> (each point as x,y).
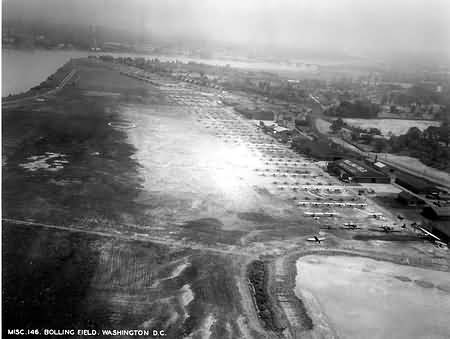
304,212 -> 337,217
307,225 -> 447,248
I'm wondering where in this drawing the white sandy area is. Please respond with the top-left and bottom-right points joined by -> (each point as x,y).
296,255 -> 450,339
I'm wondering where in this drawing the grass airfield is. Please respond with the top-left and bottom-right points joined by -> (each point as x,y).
3,58 -> 449,338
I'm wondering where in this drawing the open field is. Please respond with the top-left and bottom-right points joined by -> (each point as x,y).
3,58 -> 449,338
342,118 -> 440,136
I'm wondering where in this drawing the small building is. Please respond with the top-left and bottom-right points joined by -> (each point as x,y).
327,159 -> 390,183
273,126 -> 291,143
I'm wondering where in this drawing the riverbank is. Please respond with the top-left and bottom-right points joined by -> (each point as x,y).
2,48 -> 326,98
296,255 -> 450,339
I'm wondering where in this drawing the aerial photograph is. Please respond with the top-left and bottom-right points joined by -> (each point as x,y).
2,0 -> 449,338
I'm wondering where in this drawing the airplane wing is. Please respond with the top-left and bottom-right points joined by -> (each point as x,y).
418,227 -> 441,242
307,237 -> 326,242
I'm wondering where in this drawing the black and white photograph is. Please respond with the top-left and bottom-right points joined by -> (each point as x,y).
2,1 -> 450,338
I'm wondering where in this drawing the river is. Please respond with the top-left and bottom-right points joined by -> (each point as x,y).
295,255 -> 450,339
2,48 -> 328,97
2,50 -> 89,97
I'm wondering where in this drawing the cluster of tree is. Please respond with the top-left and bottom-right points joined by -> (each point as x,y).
295,115 -> 312,127
330,118 -> 345,133
330,117 -> 382,136
234,105 -> 274,120
99,55 -> 185,75
227,78 -> 308,103
247,261 -> 283,332
291,136 -> 348,160
384,123 -> 449,170
324,100 -> 380,118
381,84 -> 450,107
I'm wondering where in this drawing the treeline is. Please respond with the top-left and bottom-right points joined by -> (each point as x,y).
324,100 -> 380,118
387,124 -> 449,171
382,84 -> 449,106
330,117 -> 382,135
291,136 -> 348,160
247,261 -> 284,332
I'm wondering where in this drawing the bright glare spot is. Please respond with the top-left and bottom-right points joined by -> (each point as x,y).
198,141 -> 262,195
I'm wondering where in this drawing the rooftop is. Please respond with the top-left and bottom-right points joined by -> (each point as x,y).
334,159 -> 388,179
395,171 -> 438,194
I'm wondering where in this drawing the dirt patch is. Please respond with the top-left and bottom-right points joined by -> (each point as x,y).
436,284 -> 450,293
179,218 -> 245,245
413,279 -> 434,289
394,275 -> 412,282
237,211 -> 275,223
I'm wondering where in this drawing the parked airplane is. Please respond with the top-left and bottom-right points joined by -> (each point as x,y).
370,225 -> 401,233
304,212 -> 337,217
369,212 -> 384,219
307,236 -> 326,243
341,222 -> 361,230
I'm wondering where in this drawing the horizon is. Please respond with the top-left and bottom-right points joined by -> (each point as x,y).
3,0 -> 450,65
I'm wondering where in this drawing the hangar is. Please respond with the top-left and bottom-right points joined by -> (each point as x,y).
327,159 -> 390,183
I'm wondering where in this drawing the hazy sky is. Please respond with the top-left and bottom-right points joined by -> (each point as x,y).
3,0 -> 450,60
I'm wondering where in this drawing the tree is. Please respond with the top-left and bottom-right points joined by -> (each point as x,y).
368,128 -> 382,135
330,118 -> 345,133
438,122 -> 449,147
351,131 -> 359,141
325,100 -> 379,118
373,138 -> 388,153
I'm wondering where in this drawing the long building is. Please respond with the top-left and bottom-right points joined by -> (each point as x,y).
423,205 -> 450,220
327,159 -> 390,183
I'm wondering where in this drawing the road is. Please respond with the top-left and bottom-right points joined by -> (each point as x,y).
307,95 -> 450,189
2,218 -> 254,257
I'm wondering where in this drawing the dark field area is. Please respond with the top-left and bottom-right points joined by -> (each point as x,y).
2,63 -> 144,226
3,224 -> 248,338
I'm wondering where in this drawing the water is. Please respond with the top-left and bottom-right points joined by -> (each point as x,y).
295,255 -> 450,339
2,48 -> 328,97
2,49 -> 89,97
